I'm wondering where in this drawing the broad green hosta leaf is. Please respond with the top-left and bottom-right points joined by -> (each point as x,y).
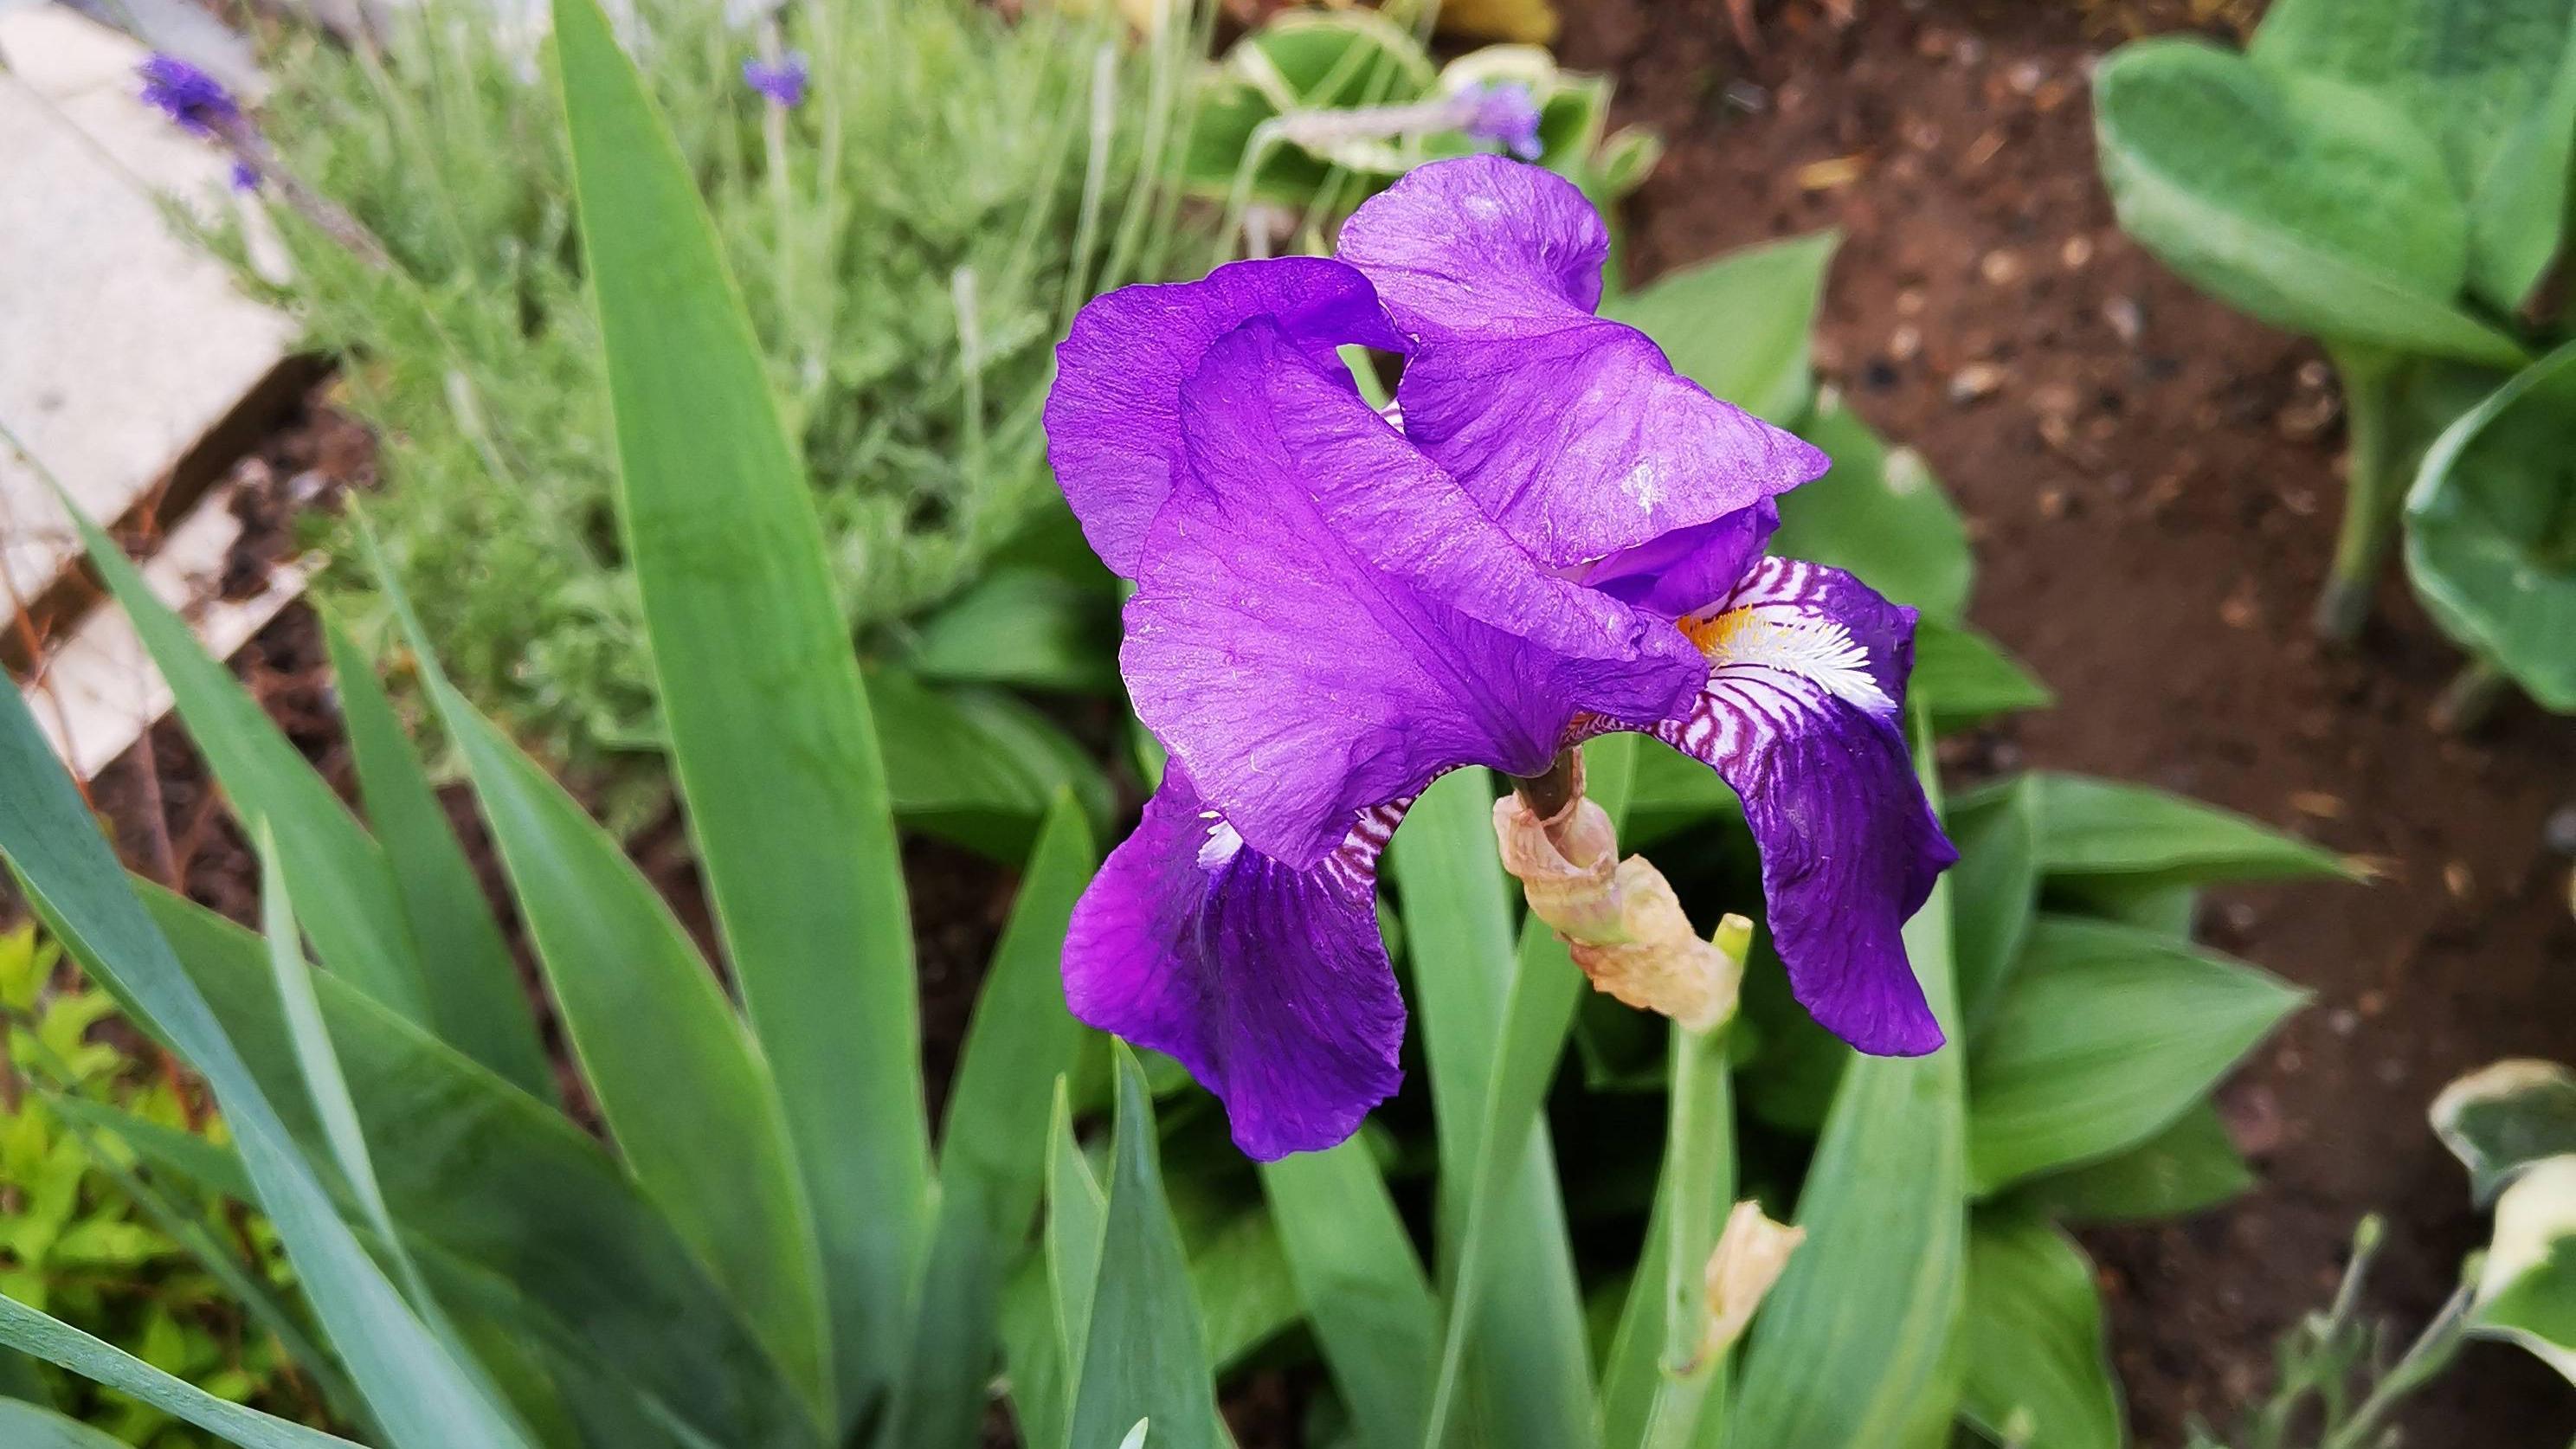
1967,918 -> 2305,1195
1259,1140 -> 1439,1448
134,884 -> 826,1449
2019,772 -> 2352,892
67,515 -> 429,1031
2251,0 -> 2576,311
2405,338 -> 2576,711
1947,777 -> 2039,1033
0,1301 -> 357,1449
1733,721 -> 1965,1449
2093,39 -> 2525,367
1605,231 -> 1836,427
2434,1059 -> 2576,1206
1959,1214 -> 2122,1449
1768,397 -> 1974,623
2004,1102 -> 2252,1227
2475,1154 -> 2576,1383
1910,621 -> 2051,736
322,620 -> 555,1103
0,685 -> 530,1449
553,0 -> 929,1419
1066,1046 -> 1222,1449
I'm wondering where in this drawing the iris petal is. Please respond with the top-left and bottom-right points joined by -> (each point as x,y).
1045,257 -> 1406,576
1125,319 -> 1707,867
1063,766 -> 1408,1160
1335,158 -> 1829,567
1649,557 -> 1955,1054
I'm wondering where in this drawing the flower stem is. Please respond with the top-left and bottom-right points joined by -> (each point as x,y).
1510,749 -> 1584,834
2315,346 -> 2404,643
1638,1014 -> 1734,1449
2430,656 -> 2511,735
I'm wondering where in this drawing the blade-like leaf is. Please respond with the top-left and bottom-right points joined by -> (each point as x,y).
2093,38 -> 2525,365
1602,231 -> 1836,426
2433,1059 -> 2576,1206
133,883 -> 828,1449
0,682 -> 530,1449
890,797 -> 1098,1449
420,670 -> 829,1413
0,1299 -> 357,1449
2003,1101 -> 2253,1226
552,0 -> 930,1415
1066,1046 -> 1221,1449
2023,773 -> 2352,892
1259,1139 -> 1439,1449
322,617 -> 554,1102
0,1398 -> 132,1448
1731,718 -> 1964,1449
1959,1214 -> 2123,1449
1967,917 -> 2306,1195
1016,1081 -> 1107,1449
66,512 -> 428,1027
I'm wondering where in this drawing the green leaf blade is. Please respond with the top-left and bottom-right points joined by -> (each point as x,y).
1959,1214 -> 2123,1449
551,0 -> 931,1414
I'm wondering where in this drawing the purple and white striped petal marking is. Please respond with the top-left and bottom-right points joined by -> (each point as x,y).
1651,557 -> 1954,1056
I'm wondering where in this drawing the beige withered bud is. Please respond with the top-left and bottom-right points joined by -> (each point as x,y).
1492,790 -> 1748,1031
1702,1201 -> 1805,1359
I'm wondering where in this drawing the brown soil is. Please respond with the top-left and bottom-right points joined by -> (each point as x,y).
1567,0 -> 2576,1441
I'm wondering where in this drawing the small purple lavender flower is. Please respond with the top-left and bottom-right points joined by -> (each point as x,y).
138,54 -> 239,138
1465,81 -> 1545,160
743,52 -> 809,109
228,159 -> 263,193
1046,158 -> 1955,1159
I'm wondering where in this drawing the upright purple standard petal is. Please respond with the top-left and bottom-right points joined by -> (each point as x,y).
1647,557 -> 1955,1054
1065,766 -> 1407,1160
1126,319 -> 1706,866
1581,499 -> 1778,618
1046,259 -> 1407,576
138,55 -> 238,138
1336,158 -> 1828,568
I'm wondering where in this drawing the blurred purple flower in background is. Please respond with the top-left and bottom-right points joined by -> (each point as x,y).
743,52 -> 810,109
1045,158 -> 1954,1159
138,54 -> 239,138
1464,81 -> 1545,160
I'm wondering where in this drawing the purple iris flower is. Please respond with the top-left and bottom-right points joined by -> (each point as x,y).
138,55 -> 239,138
1046,158 -> 1955,1159
743,53 -> 809,109
1465,82 -> 1545,161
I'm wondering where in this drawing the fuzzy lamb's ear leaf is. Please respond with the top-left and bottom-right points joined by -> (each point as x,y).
2093,37 -> 2526,366
2435,1059 -> 2576,1207
2250,0 -> 2576,312
1959,1213 -> 2122,1449
1967,918 -> 2305,1195
2405,339 -> 2576,712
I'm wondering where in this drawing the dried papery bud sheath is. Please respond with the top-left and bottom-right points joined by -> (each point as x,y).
1700,1200 -> 1805,1362
1494,766 -> 1747,1031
